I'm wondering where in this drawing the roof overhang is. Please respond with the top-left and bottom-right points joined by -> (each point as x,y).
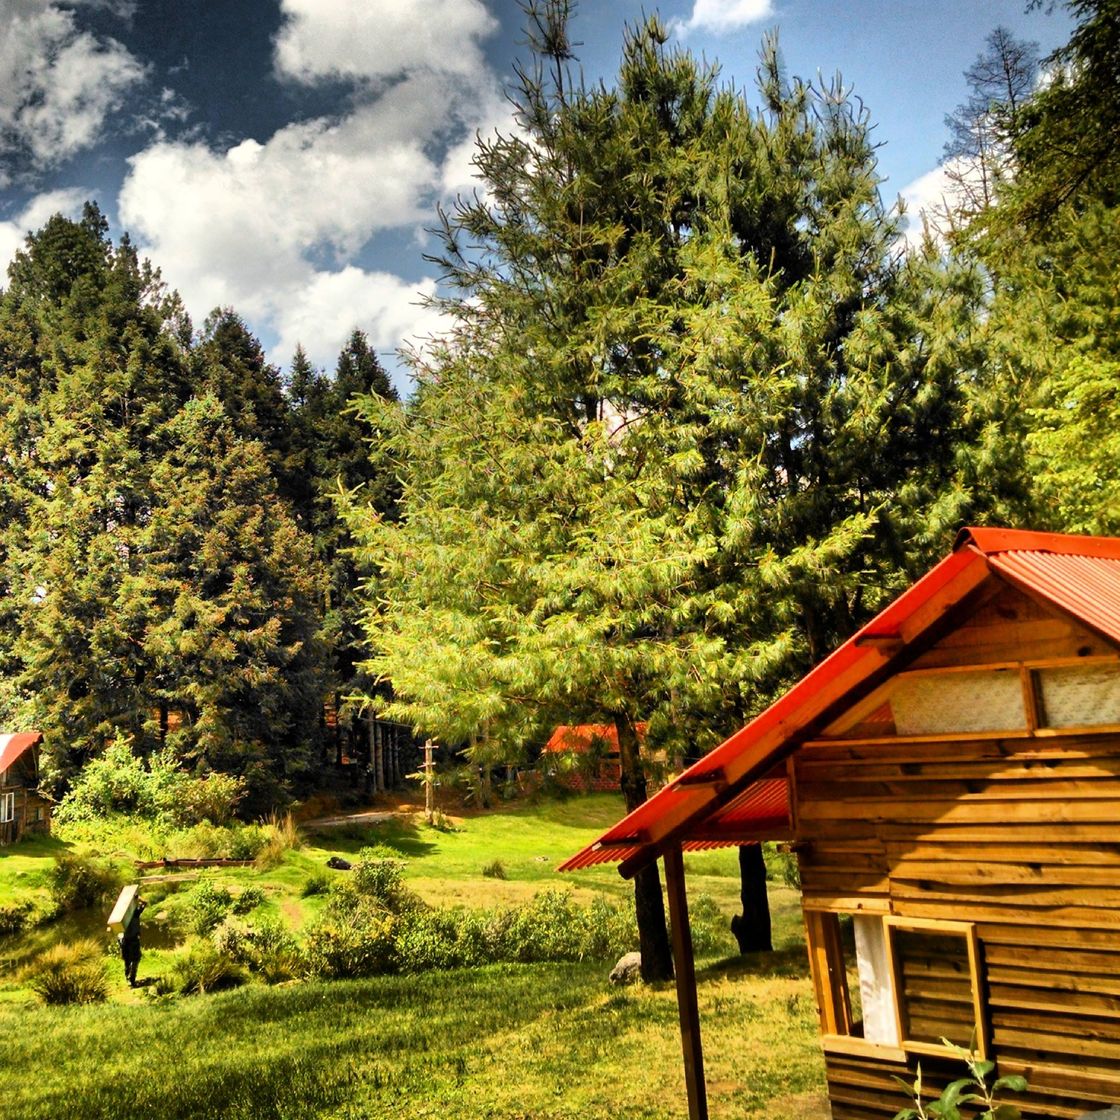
0,732 -> 43,775
561,527 -> 1120,877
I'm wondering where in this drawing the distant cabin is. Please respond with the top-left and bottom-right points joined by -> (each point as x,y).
542,724 -> 631,791
0,732 -> 50,845
564,528 -> 1120,1120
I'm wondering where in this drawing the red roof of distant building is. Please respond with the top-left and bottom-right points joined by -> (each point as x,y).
0,732 -> 43,774
561,528 -> 1120,873
542,723 -> 647,754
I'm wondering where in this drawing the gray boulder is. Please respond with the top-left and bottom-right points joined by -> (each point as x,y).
609,951 -> 642,985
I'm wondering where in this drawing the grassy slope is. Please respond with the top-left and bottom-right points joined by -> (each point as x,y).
0,793 -> 827,1119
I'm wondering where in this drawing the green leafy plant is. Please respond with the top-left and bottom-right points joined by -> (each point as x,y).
893,1042 -> 1028,1120
481,859 -> 507,880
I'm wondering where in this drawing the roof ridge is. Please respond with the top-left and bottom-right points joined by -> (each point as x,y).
956,526 -> 1120,560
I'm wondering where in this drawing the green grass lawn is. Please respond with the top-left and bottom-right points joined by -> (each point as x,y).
0,792 -> 827,1118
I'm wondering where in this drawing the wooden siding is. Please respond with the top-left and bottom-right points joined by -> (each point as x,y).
0,745 -> 50,845
797,581 -> 1120,1118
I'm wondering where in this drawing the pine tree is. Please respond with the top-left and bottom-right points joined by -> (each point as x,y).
348,3 -> 973,979
0,207 -> 326,801
941,27 -> 1039,218
0,206 -> 191,783
287,331 -> 399,769
142,397 -> 325,812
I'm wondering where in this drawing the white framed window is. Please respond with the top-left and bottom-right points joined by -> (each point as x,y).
0,792 -> 14,824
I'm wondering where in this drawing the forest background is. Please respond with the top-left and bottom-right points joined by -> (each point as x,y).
0,0 -> 1116,969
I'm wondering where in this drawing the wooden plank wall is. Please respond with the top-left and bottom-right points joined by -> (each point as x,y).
794,580 -> 1120,1119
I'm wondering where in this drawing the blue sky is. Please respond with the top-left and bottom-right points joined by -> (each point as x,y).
0,0 -> 1071,391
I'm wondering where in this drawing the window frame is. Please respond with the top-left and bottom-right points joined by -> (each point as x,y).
0,792 -> 14,824
883,915 -> 989,1060
805,908 -> 988,1062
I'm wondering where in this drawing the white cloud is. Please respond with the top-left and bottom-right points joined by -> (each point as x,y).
271,267 -> 444,372
0,0 -> 146,179
897,161 -> 964,250
116,0 -> 509,380
673,0 -> 774,35
0,187 -> 90,276
273,0 -> 498,84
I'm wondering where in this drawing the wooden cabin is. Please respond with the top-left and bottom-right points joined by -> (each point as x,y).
563,528 -> 1120,1120
542,724 -> 629,791
0,732 -> 50,845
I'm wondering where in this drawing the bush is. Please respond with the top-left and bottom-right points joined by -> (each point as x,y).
231,886 -> 265,915
189,879 -> 234,934
54,735 -> 247,827
351,852 -> 419,911
688,894 -> 730,956
49,852 -> 124,913
481,859 -> 507,880
173,938 -> 247,994
254,813 -> 300,869
301,871 -> 331,898
302,903 -> 398,979
0,900 -> 33,938
24,940 -> 108,1005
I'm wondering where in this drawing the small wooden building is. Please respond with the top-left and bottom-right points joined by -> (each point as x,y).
564,528 -> 1120,1119
0,731 -> 49,845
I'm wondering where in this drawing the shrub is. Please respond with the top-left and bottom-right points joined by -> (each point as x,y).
254,812 -> 299,869
231,886 -> 265,915
173,938 -> 247,995
189,879 -> 234,934
689,894 -> 730,956
351,852 -> 419,911
0,900 -> 33,938
239,916 -> 301,983
54,734 -> 247,827
302,904 -> 398,979
49,852 -> 124,913
301,871 -> 331,898
24,940 -> 108,1005
481,859 -> 507,880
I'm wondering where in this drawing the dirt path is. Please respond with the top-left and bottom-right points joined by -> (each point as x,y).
301,808 -> 398,829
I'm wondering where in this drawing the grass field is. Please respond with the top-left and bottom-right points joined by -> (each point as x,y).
0,792 -> 827,1118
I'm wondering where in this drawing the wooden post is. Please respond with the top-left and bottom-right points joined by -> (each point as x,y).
424,739 -> 434,824
663,844 -> 708,1120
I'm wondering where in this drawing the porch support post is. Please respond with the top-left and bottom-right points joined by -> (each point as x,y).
663,843 -> 708,1120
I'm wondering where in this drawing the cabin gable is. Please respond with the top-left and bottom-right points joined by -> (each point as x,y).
795,573 -> 1120,1117
0,735 -> 51,844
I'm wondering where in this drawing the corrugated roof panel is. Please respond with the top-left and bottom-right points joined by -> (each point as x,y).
992,551 -> 1120,645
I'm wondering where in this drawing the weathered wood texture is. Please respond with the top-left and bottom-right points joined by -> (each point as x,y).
800,583 -> 1120,1117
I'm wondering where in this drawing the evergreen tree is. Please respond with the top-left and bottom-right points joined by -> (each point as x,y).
0,207 -> 326,801
941,28 -> 1039,219
288,331 -> 399,767
143,397 -> 325,810
193,309 -> 296,502
954,1 -> 1120,534
348,4 -> 971,979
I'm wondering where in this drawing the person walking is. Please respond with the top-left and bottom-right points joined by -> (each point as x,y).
119,897 -> 146,987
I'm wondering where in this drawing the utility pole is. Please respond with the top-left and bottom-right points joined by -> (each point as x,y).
424,739 -> 435,824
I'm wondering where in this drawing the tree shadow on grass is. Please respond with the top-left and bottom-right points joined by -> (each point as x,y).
697,942 -> 809,982
305,818 -> 438,859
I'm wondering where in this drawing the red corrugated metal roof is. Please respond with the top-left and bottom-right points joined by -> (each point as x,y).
560,528 -> 1120,874
542,723 -> 647,755
0,732 -> 42,774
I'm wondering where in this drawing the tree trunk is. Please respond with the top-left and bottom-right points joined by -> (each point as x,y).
614,713 -> 674,982
730,843 -> 772,954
